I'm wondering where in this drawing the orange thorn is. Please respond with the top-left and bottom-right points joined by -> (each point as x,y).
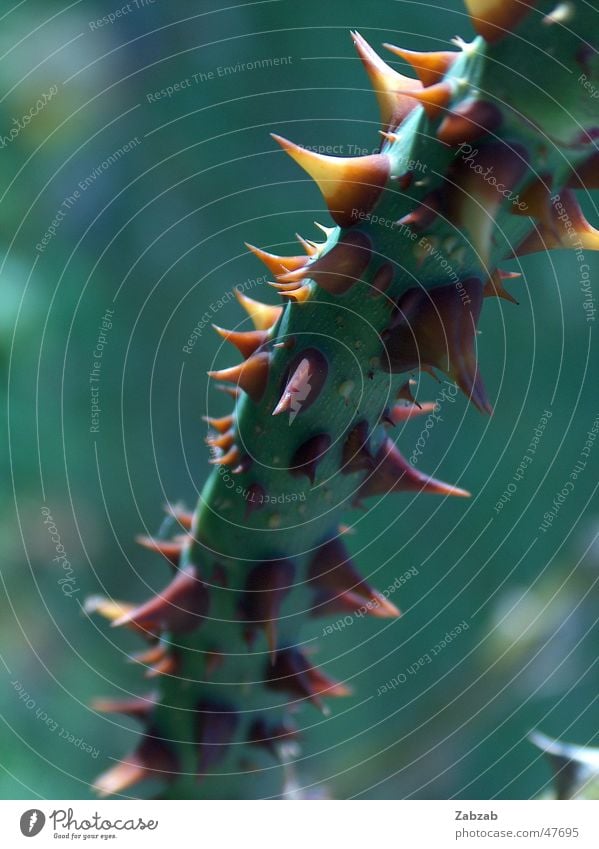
383,45 -> 458,87
235,289 -> 282,331
271,133 -> 389,228
351,30 -> 423,129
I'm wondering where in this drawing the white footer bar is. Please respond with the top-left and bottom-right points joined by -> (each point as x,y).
1,799 -> 597,847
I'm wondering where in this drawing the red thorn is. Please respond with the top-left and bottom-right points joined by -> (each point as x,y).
112,565 -> 209,636
357,437 -> 471,501
309,537 -> 400,619
398,191 -> 441,232
136,535 -> 188,566
195,700 -> 240,777
390,401 -> 437,422
290,433 -> 332,484
278,231 -> 373,296
383,278 -> 492,414
247,717 -> 299,758
437,97 -> 502,146
240,559 -> 295,662
91,693 -> 158,719
93,734 -> 179,797
164,503 -> 194,530
266,647 -> 351,713
208,351 -> 270,403
212,325 -> 269,359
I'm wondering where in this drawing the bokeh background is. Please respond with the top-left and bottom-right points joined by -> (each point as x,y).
1,0 -> 598,800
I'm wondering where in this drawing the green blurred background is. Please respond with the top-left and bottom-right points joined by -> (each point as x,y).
1,0 -> 597,800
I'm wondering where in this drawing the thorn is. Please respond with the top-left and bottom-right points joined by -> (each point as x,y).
93,735 -> 178,798
379,130 -> 399,145
144,653 -> 178,678
215,384 -> 241,399
268,280 -> 304,292
290,433 -> 332,484
397,191 -> 441,232
245,242 -> 309,276
84,596 -> 139,628
130,644 -> 169,666
235,289 -> 282,331
208,352 -> 270,403
390,401 -> 437,422
91,693 -> 158,719
135,535 -> 188,566
93,758 -> 146,798
112,565 -> 209,636
278,230 -> 372,296
464,0 -> 536,43
195,701 -> 240,776
342,420 -> 373,474
164,504 -> 194,530
351,30 -> 423,129
266,647 -> 351,713
483,269 -> 520,304
231,454 -> 253,475
384,278 -> 492,414
209,444 -> 240,467
551,189 -> 599,251
282,285 -> 311,303
309,537 -> 401,619
397,80 -> 454,119
396,379 -> 418,405
567,151 -> 599,191
247,717 -> 299,757
370,262 -> 395,299
205,428 -> 235,452
437,97 -> 502,146
448,141 -> 528,264
212,325 -> 269,359
383,45 -> 458,87
357,437 -> 471,501
241,559 -> 295,663
271,133 -> 389,228
295,232 -> 318,256
272,349 -> 328,419
314,220 -> 336,238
